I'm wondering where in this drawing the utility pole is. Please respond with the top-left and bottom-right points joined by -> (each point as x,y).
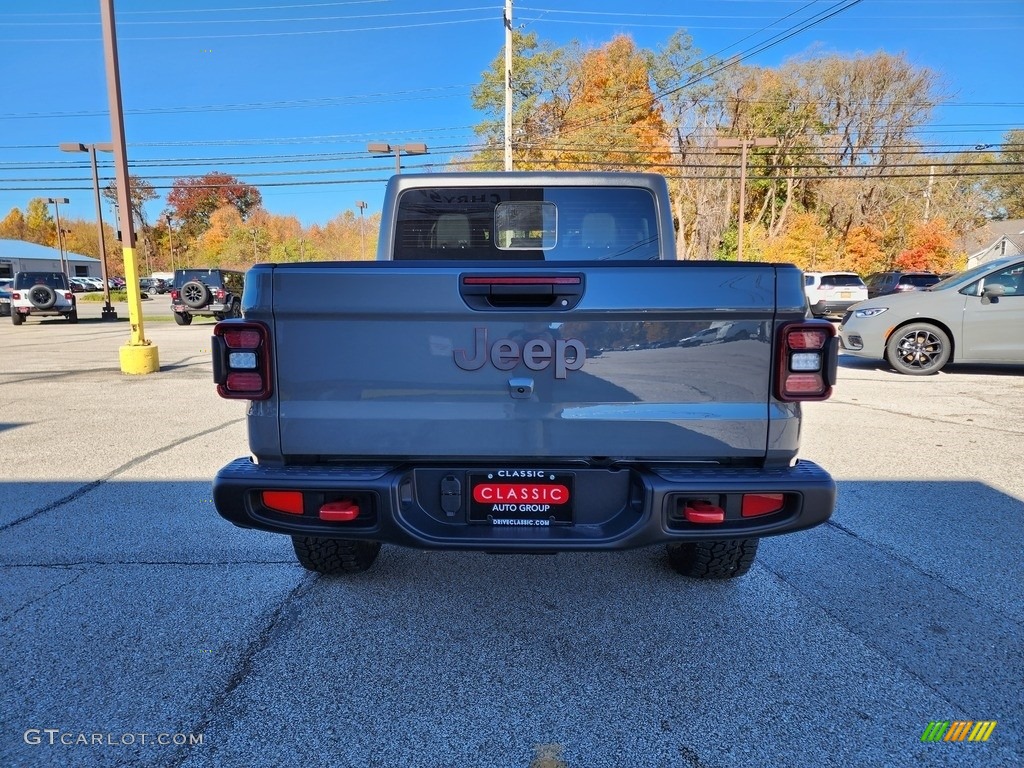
355,201 -> 368,259
504,0 -> 513,171
716,136 -> 779,262
923,164 -> 935,222
165,214 -> 174,272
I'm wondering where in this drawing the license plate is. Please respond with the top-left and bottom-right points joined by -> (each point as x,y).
840,291 -> 852,298
468,472 -> 574,526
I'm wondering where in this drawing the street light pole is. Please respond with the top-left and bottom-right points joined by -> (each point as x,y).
367,142 -> 428,174
101,0 -> 158,374
46,197 -> 70,275
60,141 -> 117,319
355,200 -> 367,259
716,136 -> 779,262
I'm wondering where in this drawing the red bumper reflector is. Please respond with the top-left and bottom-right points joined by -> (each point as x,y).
683,500 -> 725,524
262,490 -> 304,515
742,493 -> 785,518
319,499 -> 360,522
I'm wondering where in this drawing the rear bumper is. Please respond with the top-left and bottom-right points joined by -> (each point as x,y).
809,299 -> 861,318
172,300 -> 232,315
213,458 -> 836,551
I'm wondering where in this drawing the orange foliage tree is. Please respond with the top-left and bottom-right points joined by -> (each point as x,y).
762,213 -> 835,270
842,225 -> 887,275
894,218 -> 959,272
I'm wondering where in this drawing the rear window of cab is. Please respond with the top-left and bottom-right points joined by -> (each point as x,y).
393,186 -> 659,261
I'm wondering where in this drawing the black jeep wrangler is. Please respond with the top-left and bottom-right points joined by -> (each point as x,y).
170,268 -> 245,325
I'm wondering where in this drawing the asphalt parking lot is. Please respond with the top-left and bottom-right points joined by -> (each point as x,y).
1,300 -> 1021,768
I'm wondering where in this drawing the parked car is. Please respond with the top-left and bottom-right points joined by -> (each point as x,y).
0,278 -> 11,317
804,271 -> 868,319
10,271 -> 77,325
865,270 -> 941,298
68,278 -> 89,293
147,277 -> 170,294
839,255 -> 1024,374
170,268 -> 245,325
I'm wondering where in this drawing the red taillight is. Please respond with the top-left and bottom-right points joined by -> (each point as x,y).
213,321 -> 272,400
787,329 -> 829,350
223,329 -> 261,348
171,290 -> 180,300
12,292 -> 21,300
215,289 -> 226,300
226,372 -> 263,392
742,493 -> 785,518
262,490 -> 304,515
776,321 -> 836,402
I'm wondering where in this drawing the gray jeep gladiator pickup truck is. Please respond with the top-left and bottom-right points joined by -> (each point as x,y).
211,172 -> 837,579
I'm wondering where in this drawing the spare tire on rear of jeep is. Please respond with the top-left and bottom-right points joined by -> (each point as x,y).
181,280 -> 211,309
29,284 -> 57,310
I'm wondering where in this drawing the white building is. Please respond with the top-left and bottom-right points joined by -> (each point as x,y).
0,239 -> 102,280
958,220 -> 1024,269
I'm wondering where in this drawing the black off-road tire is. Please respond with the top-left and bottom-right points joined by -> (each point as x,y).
885,322 -> 951,375
29,285 -> 57,310
667,539 -> 759,579
172,311 -> 192,326
292,536 -> 381,574
181,280 -> 211,309
12,311 -> 24,326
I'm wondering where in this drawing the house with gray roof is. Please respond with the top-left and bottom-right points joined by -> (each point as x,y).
0,239 -> 102,280
958,219 -> 1024,269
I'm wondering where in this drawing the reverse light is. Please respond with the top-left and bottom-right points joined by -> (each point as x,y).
790,352 -> 821,372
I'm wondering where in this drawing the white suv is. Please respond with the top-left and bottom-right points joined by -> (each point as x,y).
804,271 -> 867,319
10,271 -> 78,325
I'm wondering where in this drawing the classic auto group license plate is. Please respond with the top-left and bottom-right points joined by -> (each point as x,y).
468,471 -> 574,525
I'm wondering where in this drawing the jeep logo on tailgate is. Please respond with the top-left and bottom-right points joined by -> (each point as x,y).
454,328 -> 585,378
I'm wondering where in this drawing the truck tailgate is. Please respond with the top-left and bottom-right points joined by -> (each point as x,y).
263,262 -> 788,462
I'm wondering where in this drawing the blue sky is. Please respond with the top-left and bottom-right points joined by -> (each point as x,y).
1,0 -> 1021,227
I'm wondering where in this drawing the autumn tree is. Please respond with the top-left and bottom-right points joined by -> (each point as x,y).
843,225 -> 887,275
984,128 -> 1024,218
167,172 -> 262,239
470,30 -> 577,170
0,207 -> 27,241
24,198 -> 55,246
761,213 -> 834,270
648,30 -> 730,258
471,34 -> 670,173
785,52 -> 942,238
894,218 -> 959,272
